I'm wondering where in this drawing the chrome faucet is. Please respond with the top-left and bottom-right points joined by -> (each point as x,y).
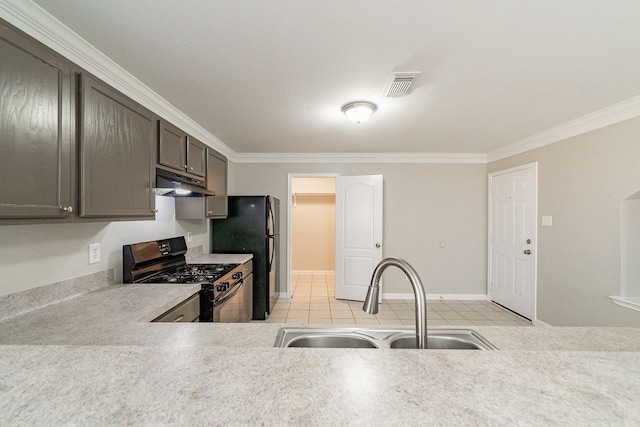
363,257 -> 428,349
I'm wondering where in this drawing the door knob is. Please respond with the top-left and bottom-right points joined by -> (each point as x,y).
375,243 -> 381,248
524,249 -> 531,255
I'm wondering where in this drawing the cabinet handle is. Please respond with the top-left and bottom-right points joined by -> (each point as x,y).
207,211 -> 213,215
189,166 -> 194,171
152,209 -> 159,213
62,206 -> 73,213
183,164 -> 188,169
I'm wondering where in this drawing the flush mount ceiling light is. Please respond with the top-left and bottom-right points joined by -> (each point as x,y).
342,101 -> 377,124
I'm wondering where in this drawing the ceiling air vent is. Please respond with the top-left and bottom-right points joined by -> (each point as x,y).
382,72 -> 421,97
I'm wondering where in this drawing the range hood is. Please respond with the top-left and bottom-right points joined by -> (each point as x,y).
155,168 -> 214,197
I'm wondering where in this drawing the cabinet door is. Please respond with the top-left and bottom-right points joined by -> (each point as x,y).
79,74 -> 156,218
0,23 -> 74,218
158,120 -> 187,172
186,135 -> 206,177
205,148 -> 228,218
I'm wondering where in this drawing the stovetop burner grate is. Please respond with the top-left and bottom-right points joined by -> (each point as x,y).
139,263 -> 239,285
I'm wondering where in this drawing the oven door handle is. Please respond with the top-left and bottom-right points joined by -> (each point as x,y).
215,280 -> 243,305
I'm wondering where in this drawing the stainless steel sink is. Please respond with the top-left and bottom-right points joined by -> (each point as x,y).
390,335 -> 486,349
286,335 -> 378,348
274,327 -> 497,350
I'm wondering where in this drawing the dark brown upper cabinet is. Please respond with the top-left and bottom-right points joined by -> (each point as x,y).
79,73 -> 157,218
174,147 -> 228,220
158,120 -> 206,178
187,135 -> 207,178
158,120 -> 186,171
206,148 -> 228,218
0,22 -> 74,219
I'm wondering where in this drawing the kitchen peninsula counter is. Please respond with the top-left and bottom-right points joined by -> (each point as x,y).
0,281 -> 639,425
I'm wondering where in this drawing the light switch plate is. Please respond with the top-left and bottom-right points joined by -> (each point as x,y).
542,216 -> 553,227
89,243 -> 101,264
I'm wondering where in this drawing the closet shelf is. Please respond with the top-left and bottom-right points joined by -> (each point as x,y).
291,192 -> 335,208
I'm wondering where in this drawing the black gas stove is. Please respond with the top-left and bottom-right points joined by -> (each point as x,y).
122,236 -> 249,322
139,264 -> 239,285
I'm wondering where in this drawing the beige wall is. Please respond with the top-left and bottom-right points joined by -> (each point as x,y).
291,194 -> 336,271
488,116 -> 640,327
292,177 -> 336,194
291,177 -> 336,272
231,162 -> 488,297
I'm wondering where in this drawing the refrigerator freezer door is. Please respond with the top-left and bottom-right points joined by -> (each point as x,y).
211,196 -> 278,320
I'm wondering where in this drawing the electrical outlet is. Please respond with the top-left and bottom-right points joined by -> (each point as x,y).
187,232 -> 193,242
89,243 -> 101,264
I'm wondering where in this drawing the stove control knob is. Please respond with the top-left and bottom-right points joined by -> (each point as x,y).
232,272 -> 242,280
216,282 -> 229,292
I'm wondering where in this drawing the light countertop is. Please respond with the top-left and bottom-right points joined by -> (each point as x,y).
0,276 -> 639,425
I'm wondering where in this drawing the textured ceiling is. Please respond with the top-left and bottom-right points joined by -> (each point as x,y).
30,0 -> 640,154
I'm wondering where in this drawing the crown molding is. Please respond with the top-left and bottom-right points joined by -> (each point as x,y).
231,152 -> 487,164
487,95 -> 640,162
0,0 -> 234,159
4,1 -> 639,166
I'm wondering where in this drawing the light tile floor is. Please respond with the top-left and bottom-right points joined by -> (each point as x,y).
265,273 -> 532,326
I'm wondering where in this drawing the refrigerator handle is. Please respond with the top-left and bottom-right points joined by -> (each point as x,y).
268,235 -> 275,271
268,199 -> 275,236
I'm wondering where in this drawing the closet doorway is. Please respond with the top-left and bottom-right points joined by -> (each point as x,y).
287,174 -> 337,297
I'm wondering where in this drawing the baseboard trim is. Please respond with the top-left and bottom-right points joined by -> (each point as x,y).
382,293 -> 488,301
533,318 -> 552,327
609,295 -> 640,313
292,270 -> 335,276
274,292 -> 489,301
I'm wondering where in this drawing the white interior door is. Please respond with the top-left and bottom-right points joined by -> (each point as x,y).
335,175 -> 383,301
489,164 -> 537,319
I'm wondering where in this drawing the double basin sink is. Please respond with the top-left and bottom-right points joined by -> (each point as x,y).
274,327 -> 497,350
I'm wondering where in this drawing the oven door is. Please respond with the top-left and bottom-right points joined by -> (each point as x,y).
214,280 -> 245,323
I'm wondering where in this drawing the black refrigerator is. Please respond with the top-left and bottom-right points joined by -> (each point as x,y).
211,196 -> 279,320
